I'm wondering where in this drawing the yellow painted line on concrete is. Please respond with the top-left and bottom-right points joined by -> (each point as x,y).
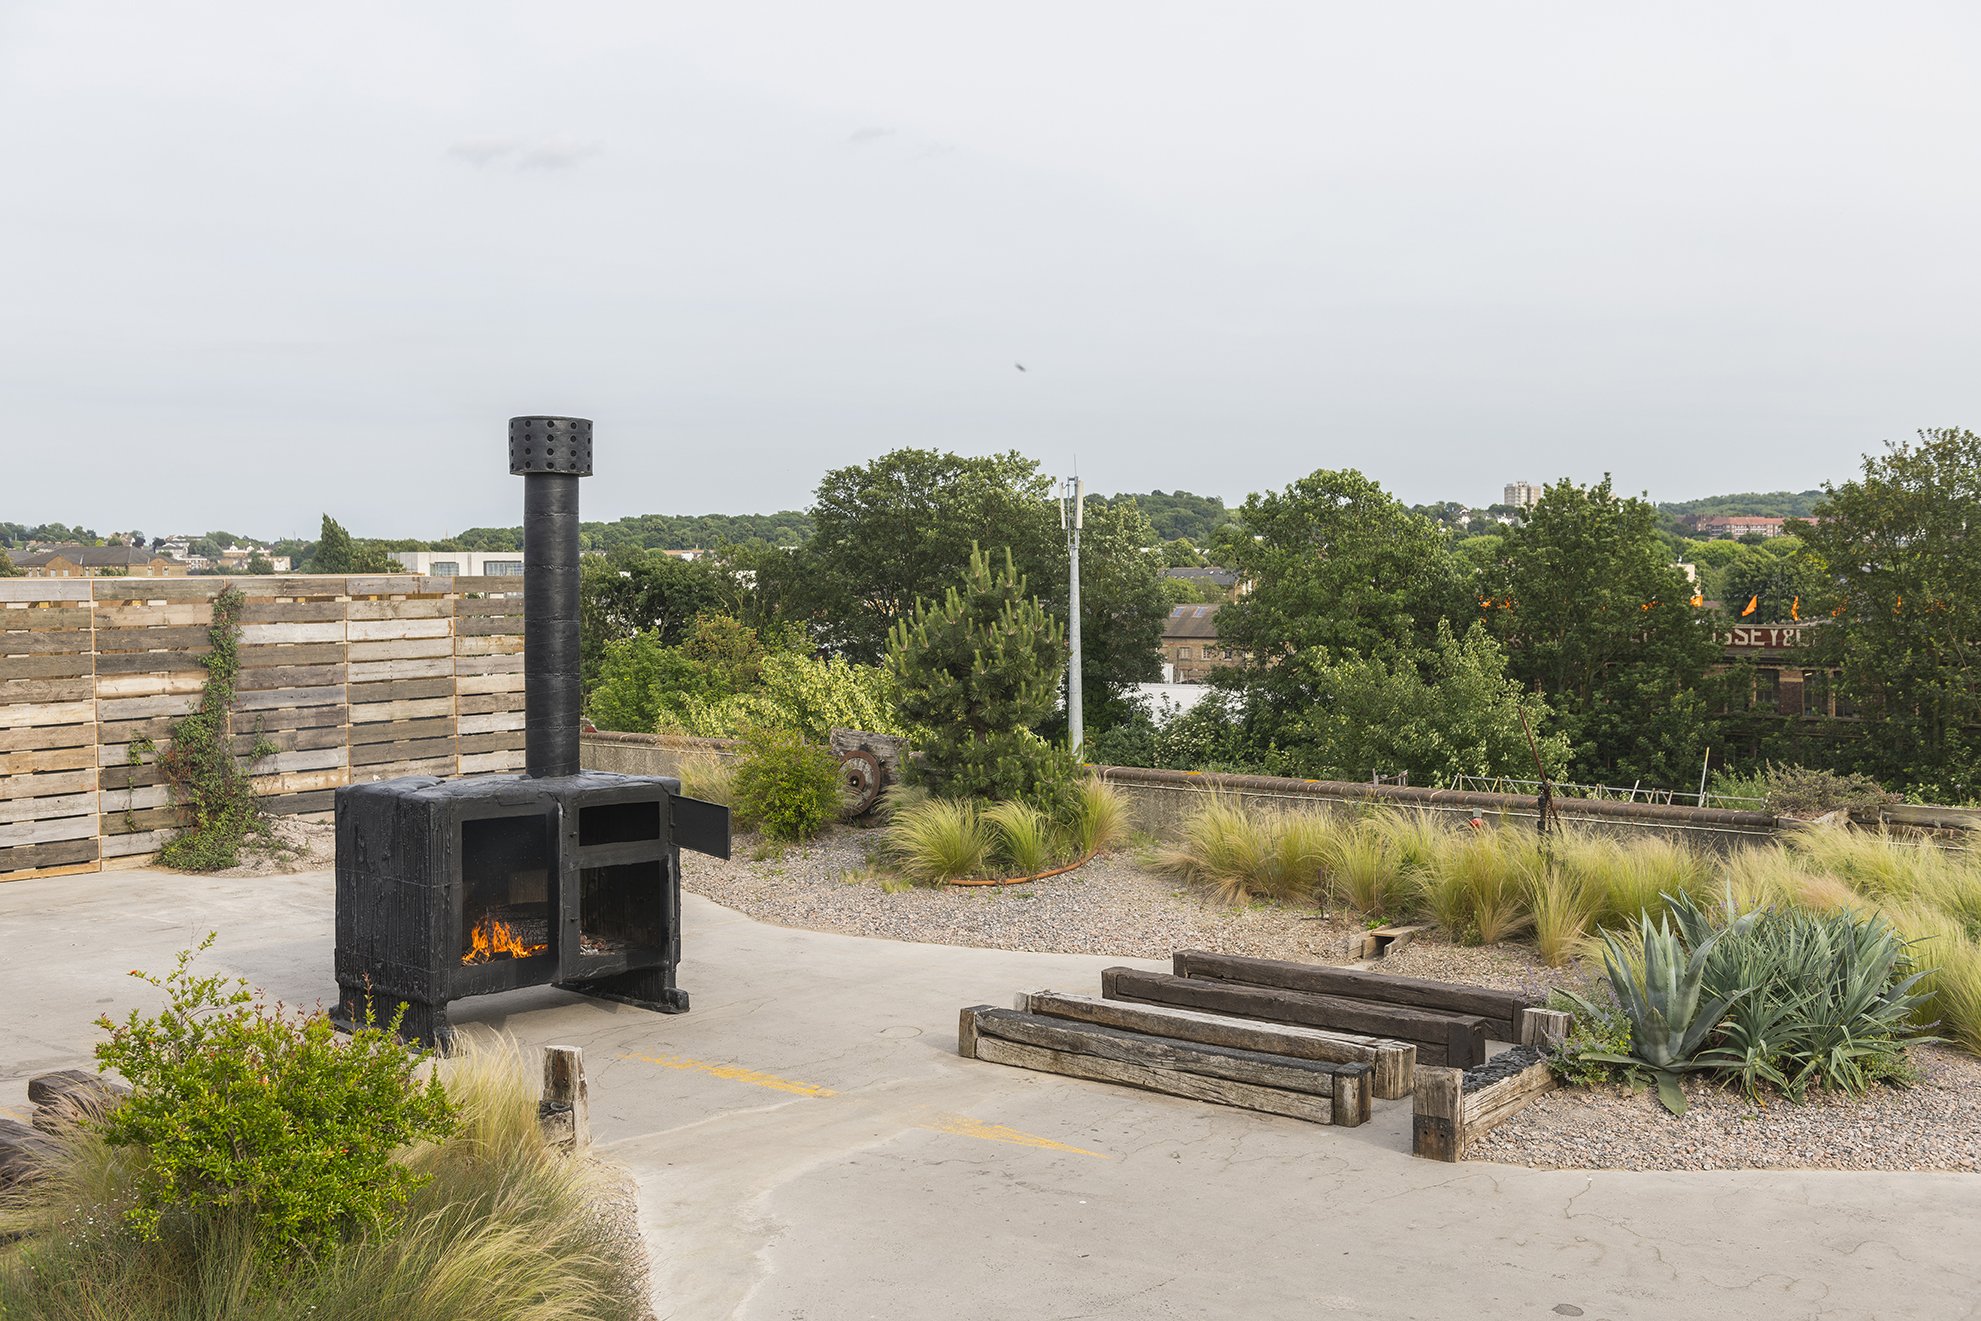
621,1053 -> 839,1098
919,1113 -> 1111,1159
618,1055 -> 1107,1157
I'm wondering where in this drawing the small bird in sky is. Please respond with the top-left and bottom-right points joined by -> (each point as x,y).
1014,363 -> 1026,372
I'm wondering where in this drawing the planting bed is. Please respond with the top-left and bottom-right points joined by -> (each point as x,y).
682,829 -> 1371,961
1470,1042 -> 1981,1173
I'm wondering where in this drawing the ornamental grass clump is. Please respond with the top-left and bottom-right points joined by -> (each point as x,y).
1156,798 -> 1337,905
984,799 -> 1054,876
1323,820 -> 1412,918
1068,777 -> 1131,859
1420,826 -> 1536,944
881,798 -> 992,884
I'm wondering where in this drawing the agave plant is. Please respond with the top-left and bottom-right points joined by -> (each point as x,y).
1561,902 -> 1755,1115
1670,893 -> 1932,1101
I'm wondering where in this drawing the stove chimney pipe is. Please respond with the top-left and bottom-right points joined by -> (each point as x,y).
509,416 -> 592,779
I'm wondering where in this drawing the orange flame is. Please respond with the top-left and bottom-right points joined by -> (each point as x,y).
462,914 -> 547,964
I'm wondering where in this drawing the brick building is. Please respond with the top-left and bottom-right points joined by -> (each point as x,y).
1161,604 -> 1240,682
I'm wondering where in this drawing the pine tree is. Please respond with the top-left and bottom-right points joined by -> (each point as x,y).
887,545 -> 1076,809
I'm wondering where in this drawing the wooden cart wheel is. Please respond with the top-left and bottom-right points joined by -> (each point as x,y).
838,749 -> 885,816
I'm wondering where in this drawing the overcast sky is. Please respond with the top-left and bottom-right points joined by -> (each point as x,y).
4,2 -> 1978,540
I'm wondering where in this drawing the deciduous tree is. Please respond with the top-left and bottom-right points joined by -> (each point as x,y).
1485,477 -> 1717,786
1797,428 -> 1981,797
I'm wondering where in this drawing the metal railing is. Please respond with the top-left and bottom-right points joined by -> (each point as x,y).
1444,774 -> 1765,813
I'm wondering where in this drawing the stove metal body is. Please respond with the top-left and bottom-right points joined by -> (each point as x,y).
332,417 -> 728,1047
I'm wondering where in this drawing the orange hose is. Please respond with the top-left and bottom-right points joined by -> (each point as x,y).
941,850 -> 1100,887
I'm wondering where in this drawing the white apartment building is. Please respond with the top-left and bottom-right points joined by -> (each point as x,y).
391,550 -> 525,576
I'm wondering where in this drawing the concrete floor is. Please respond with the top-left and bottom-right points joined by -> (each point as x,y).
2,868 -> 1977,1320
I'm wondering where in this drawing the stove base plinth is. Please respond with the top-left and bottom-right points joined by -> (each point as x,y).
560,968 -> 690,1015
332,987 -> 457,1054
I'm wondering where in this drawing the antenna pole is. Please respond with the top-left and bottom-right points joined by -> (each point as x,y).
1066,477 -> 1084,759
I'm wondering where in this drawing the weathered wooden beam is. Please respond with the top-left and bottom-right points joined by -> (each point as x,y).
1017,989 -> 1415,1100
1412,1067 -> 1462,1161
538,1045 -> 590,1151
0,1117 -> 58,1188
1411,1047 -> 1556,1160
973,1007 -> 1369,1117
1105,967 -> 1490,1068
966,1015 -> 1361,1126
1173,950 -> 1536,1041
1519,1008 -> 1572,1049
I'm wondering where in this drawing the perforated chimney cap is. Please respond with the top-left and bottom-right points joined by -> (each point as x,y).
509,416 -> 594,476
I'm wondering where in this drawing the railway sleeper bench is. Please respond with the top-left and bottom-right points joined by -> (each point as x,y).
959,1005 -> 1372,1126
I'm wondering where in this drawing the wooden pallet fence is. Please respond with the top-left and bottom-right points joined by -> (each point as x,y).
0,582 -> 100,879
1015,989 -> 1417,1100
0,576 -> 528,881
960,1005 -> 1371,1126
1172,950 -> 1542,1045
453,580 -> 525,775
1103,966 -> 1492,1068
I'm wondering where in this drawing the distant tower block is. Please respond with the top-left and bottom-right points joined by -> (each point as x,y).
1503,481 -> 1542,510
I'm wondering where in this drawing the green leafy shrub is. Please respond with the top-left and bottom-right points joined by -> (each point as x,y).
1545,984 -> 1632,1088
2,1035 -> 646,1320
731,729 -> 843,843
90,938 -> 454,1262
1761,764 -> 1901,819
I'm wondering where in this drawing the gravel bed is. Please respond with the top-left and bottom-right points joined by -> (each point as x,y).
1371,938 -> 1572,999
1470,1044 -> 1981,1173
683,829 -> 1370,962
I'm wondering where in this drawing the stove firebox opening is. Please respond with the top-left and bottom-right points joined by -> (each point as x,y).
460,813 -> 554,964
579,859 -> 665,957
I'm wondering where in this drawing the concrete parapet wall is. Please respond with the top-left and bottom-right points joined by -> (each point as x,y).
1092,764 -> 1782,851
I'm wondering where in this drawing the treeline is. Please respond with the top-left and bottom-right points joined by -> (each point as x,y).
1657,489 -> 1826,521
418,512 -> 814,554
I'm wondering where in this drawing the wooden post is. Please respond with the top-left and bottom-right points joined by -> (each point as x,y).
1412,1067 -> 1463,1161
1519,1008 -> 1571,1050
958,1005 -> 983,1058
539,1045 -> 590,1152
